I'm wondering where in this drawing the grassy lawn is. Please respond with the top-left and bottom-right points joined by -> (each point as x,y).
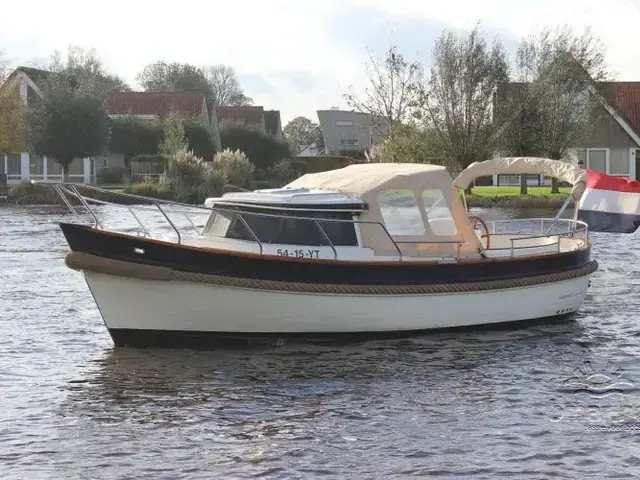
467,186 -> 570,197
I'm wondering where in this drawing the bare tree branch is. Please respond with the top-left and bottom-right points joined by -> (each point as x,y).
203,65 -> 253,107
418,23 -> 510,171
344,44 -> 423,137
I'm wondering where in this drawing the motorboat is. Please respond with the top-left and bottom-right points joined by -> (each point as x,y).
51,157 -> 637,348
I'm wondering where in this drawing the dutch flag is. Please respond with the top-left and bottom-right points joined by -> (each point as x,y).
577,170 -> 640,233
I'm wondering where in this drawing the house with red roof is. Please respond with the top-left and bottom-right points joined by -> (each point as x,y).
492,79 -> 640,186
567,81 -> 640,181
218,106 -> 283,139
0,66 -> 85,184
103,91 -> 222,168
0,67 -> 224,184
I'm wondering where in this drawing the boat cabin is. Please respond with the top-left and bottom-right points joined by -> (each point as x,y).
199,163 -> 484,261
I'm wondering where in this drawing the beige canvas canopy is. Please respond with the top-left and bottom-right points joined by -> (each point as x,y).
453,157 -> 588,200
286,163 -> 483,258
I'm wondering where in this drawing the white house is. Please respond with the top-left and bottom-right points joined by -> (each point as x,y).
0,66 -> 96,184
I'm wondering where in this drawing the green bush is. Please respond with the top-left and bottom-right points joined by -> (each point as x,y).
129,153 -> 170,164
122,181 -> 174,200
109,116 -> 162,158
213,148 -> 254,189
265,158 -> 305,185
294,155 -> 362,173
96,166 -> 128,185
184,120 -> 216,160
166,149 -> 226,203
109,116 -> 216,163
220,124 -> 290,172
8,181 -> 64,205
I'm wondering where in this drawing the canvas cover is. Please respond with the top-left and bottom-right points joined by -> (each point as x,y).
285,163 -> 483,258
453,157 -> 588,200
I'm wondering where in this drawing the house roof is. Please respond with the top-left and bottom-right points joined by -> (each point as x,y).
104,91 -> 206,118
263,110 -> 281,136
0,66 -> 56,94
494,80 -> 640,147
14,66 -> 55,88
610,82 -> 640,134
218,106 -> 264,125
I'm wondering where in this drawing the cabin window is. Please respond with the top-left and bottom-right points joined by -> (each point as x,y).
377,189 -> 425,236
206,208 -> 359,246
422,189 -> 457,236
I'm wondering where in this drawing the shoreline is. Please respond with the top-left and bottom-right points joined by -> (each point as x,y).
463,195 -> 567,209
2,192 -> 570,209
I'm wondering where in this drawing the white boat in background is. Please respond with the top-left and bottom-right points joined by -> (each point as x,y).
48,156 -> 639,348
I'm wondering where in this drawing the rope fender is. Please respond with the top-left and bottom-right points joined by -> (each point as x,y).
65,251 -> 598,295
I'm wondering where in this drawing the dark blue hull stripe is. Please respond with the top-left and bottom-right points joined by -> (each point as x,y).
59,222 -> 593,286
108,314 -> 577,348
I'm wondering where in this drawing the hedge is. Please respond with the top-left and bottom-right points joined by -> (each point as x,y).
108,116 -> 216,162
292,155 -> 363,173
184,119 -> 216,160
220,124 -> 290,171
108,116 -> 161,158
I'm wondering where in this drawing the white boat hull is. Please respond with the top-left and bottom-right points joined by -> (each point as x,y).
83,271 -> 591,345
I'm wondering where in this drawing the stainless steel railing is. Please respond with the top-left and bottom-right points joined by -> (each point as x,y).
48,182 -> 588,262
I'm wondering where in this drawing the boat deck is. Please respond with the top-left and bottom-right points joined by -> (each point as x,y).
49,183 -> 590,264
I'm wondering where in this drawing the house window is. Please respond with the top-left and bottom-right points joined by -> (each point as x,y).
336,120 -> 353,127
574,148 -> 608,173
47,157 -> 63,176
68,158 -> 84,176
340,139 -> 358,147
0,154 -> 5,174
422,189 -> 457,236
30,154 -> 43,175
609,149 -> 630,176
378,189 -> 425,236
7,154 -> 20,176
587,149 -> 607,172
205,208 -> 359,246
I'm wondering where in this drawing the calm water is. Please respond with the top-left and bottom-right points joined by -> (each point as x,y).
1,204 -> 639,479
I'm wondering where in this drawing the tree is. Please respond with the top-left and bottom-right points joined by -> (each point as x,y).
282,116 -> 324,154
21,74 -> 110,180
159,113 -> 187,156
370,123 -> 445,165
0,91 -> 20,154
524,26 -> 609,192
0,49 -> 9,84
0,50 -> 21,154
344,44 -> 422,136
220,124 -> 290,172
136,61 -> 212,97
108,115 -> 162,160
204,65 -> 253,107
417,24 -> 510,175
495,41 -> 546,194
47,45 -> 131,95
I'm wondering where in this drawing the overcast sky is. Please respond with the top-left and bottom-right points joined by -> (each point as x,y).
2,0 -> 639,125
